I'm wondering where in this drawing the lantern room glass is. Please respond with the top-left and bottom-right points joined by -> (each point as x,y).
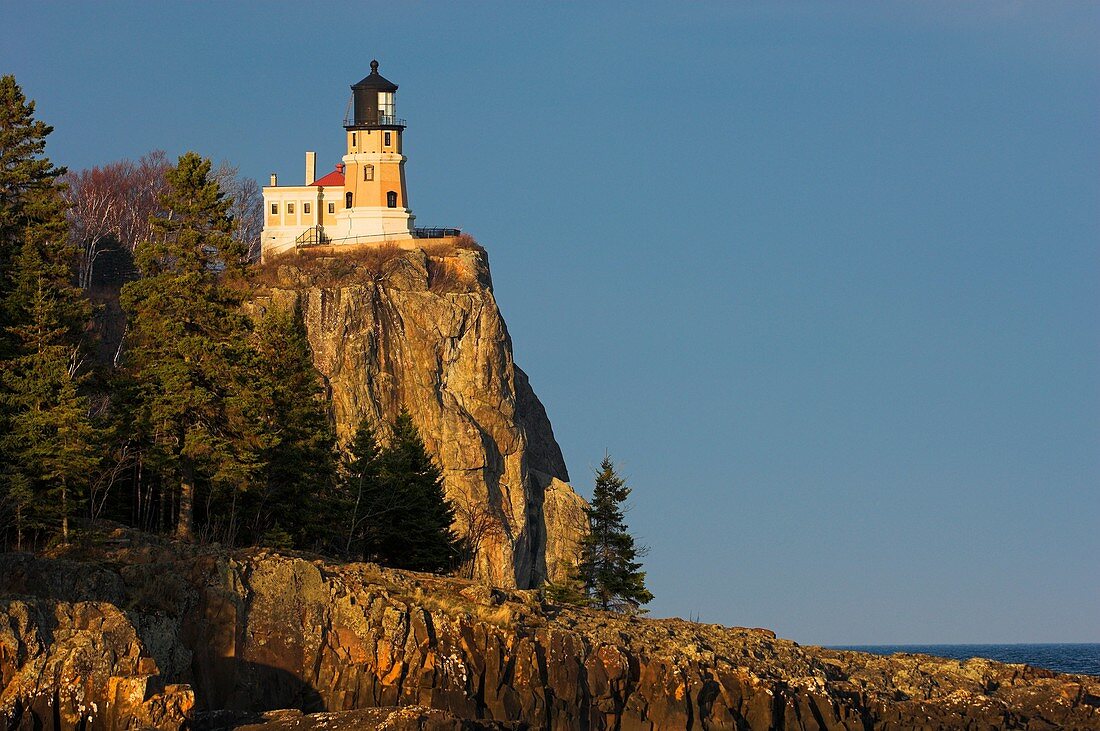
377,92 -> 395,122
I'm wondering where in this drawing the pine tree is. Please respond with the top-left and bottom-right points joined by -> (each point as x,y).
359,411 -> 463,572
543,564 -> 589,606
0,76 -> 71,322
1,245 -> 99,544
248,305 -> 337,549
0,75 -> 96,547
575,456 -> 653,613
341,418 -> 383,557
119,152 -> 258,541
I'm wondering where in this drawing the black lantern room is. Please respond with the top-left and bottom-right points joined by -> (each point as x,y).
346,60 -> 404,129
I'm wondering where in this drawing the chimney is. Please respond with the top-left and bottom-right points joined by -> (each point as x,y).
269,172 -> 278,186
305,151 -> 316,185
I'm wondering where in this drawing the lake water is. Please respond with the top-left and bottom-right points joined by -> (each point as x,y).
831,643 -> 1100,677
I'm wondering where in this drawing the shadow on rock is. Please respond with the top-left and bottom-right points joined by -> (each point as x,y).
191,655 -> 326,717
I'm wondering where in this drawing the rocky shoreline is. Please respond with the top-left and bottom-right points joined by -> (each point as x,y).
2,535 -> 1098,730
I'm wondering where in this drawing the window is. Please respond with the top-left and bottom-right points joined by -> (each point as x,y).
384,132 -> 391,146
351,132 -> 356,147
270,203 -> 278,215
303,202 -> 311,214
364,165 -> 374,181
287,203 -> 294,214
377,91 -> 394,119
328,202 -> 335,214
345,192 -> 353,209
386,190 -> 397,208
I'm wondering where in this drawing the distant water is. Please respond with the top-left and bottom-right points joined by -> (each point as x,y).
831,644 -> 1100,677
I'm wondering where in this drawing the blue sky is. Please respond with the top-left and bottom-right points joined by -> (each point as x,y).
3,1 -> 1097,644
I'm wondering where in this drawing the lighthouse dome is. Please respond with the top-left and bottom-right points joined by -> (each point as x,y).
352,60 -> 398,92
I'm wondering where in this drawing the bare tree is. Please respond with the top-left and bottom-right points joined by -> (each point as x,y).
213,160 -> 263,261
453,497 -> 506,579
63,160 -> 128,289
62,150 -> 170,288
120,150 -> 170,248
63,151 -> 265,285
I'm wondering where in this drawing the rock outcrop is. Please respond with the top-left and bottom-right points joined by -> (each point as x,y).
253,244 -> 584,588
2,541 -> 1098,730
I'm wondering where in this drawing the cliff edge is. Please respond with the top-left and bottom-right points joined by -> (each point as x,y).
2,540 -> 1098,730
253,243 -> 587,588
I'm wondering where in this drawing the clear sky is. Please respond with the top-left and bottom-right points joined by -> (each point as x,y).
3,1 -> 1097,645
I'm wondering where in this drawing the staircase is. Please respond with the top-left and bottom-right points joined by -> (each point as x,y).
295,226 -> 328,248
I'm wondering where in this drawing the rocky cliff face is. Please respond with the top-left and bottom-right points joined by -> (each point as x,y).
2,542 -> 1098,730
253,244 -> 586,588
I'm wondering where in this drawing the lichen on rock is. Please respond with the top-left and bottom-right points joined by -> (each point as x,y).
2,543 -> 1098,730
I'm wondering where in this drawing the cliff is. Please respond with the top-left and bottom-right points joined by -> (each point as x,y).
2,540 -> 1098,730
252,243 -> 587,588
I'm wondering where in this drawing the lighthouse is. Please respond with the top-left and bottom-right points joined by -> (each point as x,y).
338,60 -> 413,241
260,61 -> 419,261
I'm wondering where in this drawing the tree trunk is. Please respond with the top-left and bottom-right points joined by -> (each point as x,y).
61,482 -> 69,543
177,458 -> 194,540
134,458 -> 142,529
346,478 -> 363,554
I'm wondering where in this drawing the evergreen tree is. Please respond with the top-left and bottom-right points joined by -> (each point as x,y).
341,418 -> 383,557
1,245 -> 98,544
575,456 -> 653,612
119,152 -> 258,540
247,305 -> 338,548
358,411 -> 463,572
0,76 -> 71,323
542,564 -> 589,607
0,75 -> 96,548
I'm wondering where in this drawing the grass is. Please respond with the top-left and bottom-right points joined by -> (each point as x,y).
452,233 -> 484,253
426,258 -> 465,293
419,240 -> 456,258
251,235 -> 482,291
251,242 -> 405,286
421,233 -> 483,257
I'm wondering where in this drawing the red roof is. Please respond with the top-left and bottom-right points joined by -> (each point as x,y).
311,164 -> 345,187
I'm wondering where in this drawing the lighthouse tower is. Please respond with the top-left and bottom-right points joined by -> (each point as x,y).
335,60 -> 414,242
260,61 -> 418,260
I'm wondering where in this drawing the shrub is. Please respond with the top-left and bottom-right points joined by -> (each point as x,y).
420,240 -> 457,258
453,233 -> 484,253
427,258 -> 463,293
251,242 -> 405,286
354,241 -> 403,275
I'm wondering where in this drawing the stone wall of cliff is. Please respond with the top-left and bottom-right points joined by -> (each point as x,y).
2,543 -> 1098,730
252,245 -> 586,588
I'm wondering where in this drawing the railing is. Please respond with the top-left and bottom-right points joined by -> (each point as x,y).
342,113 -> 407,128
413,227 -> 462,239
298,230 -> 409,247
295,226 -> 329,248
291,227 -> 462,249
